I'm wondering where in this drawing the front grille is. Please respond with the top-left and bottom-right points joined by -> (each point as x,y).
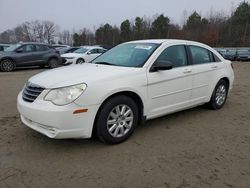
22,82 -> 45,103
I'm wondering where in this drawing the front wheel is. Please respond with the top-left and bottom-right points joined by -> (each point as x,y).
48,58 -> 59,69
96,95 -> 139,144
208,79 -> 229,110
76,58 -> 85,64
0,59 -> 15,72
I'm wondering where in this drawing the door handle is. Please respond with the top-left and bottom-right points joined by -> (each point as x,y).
211,65 -> 218,69
183,69 -> 192,73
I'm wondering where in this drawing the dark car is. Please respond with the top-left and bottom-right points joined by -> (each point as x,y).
224,50 -> 238,61
0,44 -> 11,51
0,43 -> 61,72
58,47 -> 80,55
237,50 -> 250,61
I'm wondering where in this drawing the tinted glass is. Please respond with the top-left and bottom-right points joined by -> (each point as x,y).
89,49 -> 99,54
213,53 -> 221,62
36,45 -> 48,51
97,49 -> 107,53
190,46 -> 212,64
156,45 -> 187,68
21,45 -> 35,52
74,48 -> 88,53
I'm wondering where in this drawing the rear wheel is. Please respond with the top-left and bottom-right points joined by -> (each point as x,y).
0,59 -> 15,72
48,58 -> 59,69
96,95 -> 138,144
208,79 -> 229,110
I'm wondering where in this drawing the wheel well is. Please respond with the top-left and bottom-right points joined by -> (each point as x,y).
92,91 -> 145,137
77,58 -> 85,62
220,77 -> 230,88
48,56 -> 58,62
0,57 -> 15,64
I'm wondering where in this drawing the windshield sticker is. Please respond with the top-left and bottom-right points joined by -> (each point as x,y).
135,45 -> 152,50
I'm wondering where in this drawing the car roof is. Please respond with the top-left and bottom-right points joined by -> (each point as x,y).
0,43 -> 11,46
126,39 -> 210,46
80,46 -> 105,50
19,42 -> 51,46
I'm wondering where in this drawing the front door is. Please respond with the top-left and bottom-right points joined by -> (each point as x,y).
16,44 -> 36,65
147,45 -> 193,119
85,49 -> 102,62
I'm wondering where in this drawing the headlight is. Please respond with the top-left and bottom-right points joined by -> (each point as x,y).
44,83 -> 87,106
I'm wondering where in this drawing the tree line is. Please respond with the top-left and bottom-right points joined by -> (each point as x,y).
0,1 -> 249,47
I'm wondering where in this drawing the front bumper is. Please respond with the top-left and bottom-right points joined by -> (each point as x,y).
17,92 -> 99,139
61,58 -> 76,65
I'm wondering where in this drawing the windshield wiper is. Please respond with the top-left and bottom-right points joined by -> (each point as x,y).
94,62 -> 117,66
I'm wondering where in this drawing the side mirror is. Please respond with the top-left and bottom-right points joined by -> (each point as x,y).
150,60 -> 173,72
16,48 -> 23,53
87,51 -> 91,55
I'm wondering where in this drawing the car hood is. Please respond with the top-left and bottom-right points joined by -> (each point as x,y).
0,51 -> 14,57
29,63 -> 140,88
61,53 -> 84,58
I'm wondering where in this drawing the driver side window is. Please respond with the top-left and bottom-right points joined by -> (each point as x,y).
156,45 -> 188,68
89,49 -> 98,54
19,45 -> 35,52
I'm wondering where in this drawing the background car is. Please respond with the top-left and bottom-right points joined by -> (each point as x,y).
0,43 -> 12,51
52,44 -> 71,50
237,50 -> 250,61
225,50 -> 238,61
0,43 -> 61,72
58,47 -> 80,55
61,46 -> 107,65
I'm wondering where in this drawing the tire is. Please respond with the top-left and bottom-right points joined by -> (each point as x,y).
0,59 -> 15,72
48,58 -> 59,69
96,95 -> 139,144
208,79 -> 229,110
76,58 -> 85,64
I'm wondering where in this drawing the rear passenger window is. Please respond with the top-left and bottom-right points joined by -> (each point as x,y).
98,49 -> 107,54
156,45 -> 187,68
213,54 -> 222,62
36,45 -> 48,51
89,49 -> 99,54
189,46 -> 213,65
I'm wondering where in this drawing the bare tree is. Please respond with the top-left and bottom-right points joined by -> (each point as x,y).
43,21 -> 57,44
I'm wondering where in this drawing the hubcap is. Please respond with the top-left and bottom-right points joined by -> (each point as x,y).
49,60 -> 57,68
2,60 -> 14,71
215,84 -> 226,106
77,59 -> 84,64
107,104 -> 134,138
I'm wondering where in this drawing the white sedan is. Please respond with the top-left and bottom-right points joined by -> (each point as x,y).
61,46 -> 107,65
17,39 -> 234,144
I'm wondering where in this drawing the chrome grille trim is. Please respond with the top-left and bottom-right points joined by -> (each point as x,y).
22,82 -> 45,103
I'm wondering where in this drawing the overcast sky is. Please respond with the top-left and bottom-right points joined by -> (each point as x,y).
0,0 -> 248,32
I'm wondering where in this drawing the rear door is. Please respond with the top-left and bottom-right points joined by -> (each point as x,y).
188,45 -> 220,105
33,45 -> 49,64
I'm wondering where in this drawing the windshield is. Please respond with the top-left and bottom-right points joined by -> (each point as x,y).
59,47 -> 70,54
5,44 -> 21,52
74,48 -> 88,54
92,43 -> 160,67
